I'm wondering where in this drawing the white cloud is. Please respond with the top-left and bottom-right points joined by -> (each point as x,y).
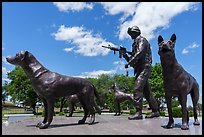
100,2 -> 138,22
64,47 -> 74,52
120,2 -> 198,40
2,56 -> 12,65
2,66 -> 8,75
189,42 -> 199,48
52,25 -> 115,56
78,69 -> 116,78
53,2 -> 93,12
76,60 -> 133,78
101,2 -> 198,41
182,48 -> 189,54
113,61 -> 126,71
182,42 -> 199,55
2,66 -> 11,83
2,77 -> 11,83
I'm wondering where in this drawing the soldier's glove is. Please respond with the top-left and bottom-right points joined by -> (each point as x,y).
125,64 -> 129,68
123,53 -> 129,59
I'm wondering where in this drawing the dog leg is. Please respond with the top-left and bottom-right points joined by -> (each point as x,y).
87,95 -> 96,125
165,95 -> 174,129
179,95 -> 189,130
190,84 -> 200,126
77,96 -> 88,124
117,102 -> 121,116
66,102 -> 74,117
114,100 -> 119,116
39,99 -> 54,129
87,106 -> 95,125
94,101 -> 101,115
36,99 -> 48,127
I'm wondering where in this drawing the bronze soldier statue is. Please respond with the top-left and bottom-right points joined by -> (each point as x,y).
123,26 -> 160,120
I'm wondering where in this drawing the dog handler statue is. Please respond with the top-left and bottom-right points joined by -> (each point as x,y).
6,51 -> 101,129
123,26 -> 160,120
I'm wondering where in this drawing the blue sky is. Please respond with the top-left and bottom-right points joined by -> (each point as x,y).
2,2 -> 202,104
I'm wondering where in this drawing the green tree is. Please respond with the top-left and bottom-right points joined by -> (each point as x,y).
5,66 -> 38,113
172,97 -> 180,108
2,81 -> 9,102
55,97 -> 67,112
149,63 -> 165,111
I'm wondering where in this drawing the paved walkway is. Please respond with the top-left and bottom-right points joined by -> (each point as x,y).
2,114 -> 202,135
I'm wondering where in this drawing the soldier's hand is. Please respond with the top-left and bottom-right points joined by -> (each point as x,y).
123,53 -> 128,59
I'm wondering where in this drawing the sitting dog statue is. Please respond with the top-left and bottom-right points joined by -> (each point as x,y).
6,51 -> 101,129
66,94 -> 101,117
66,95 -> 79,117
158,34 -> 200,130
109,83 -> 137,116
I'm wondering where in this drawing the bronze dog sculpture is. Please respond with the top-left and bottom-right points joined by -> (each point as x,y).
109,83 -> 137,116
66,95 -> 80,117
158,34 -> 200,130
6,51 -> 101,129
66,94 -> 101,117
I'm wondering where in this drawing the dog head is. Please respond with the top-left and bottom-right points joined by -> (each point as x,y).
6,50 -> 29,66
158,34 -> 176,58
108,83 -> 117,93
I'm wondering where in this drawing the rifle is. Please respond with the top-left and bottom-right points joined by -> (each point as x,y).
102,45 -> 132,76
102,45 -> 132,58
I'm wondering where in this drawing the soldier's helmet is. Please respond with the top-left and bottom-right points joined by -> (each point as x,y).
127,26 -> 141,36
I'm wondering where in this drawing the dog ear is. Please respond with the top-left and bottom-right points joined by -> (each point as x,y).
158,35 -> 163,45
21,51 -> 28,61
170,34 -> 176,43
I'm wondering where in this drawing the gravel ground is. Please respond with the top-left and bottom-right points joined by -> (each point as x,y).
2,114 -> 202,135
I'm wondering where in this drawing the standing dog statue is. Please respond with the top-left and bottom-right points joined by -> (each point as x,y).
66,94 -> 101,117
6,51 -> 101,129
109,83 -> 137,116
158,34 -> 200,130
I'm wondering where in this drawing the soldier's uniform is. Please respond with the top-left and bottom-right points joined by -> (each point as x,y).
123,26 -> 159,119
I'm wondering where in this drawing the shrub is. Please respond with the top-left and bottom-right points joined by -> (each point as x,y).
189,110 -> 194,117
129,109 -> 136,115
160,111 -> 165,116
172,107 -> 182,118
58,112 -> 65,116
145,112 -> 151,115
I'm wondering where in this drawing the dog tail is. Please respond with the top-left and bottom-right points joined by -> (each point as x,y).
93,85 -> 103,108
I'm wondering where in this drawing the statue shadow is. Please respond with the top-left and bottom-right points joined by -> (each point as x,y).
161,123 -> 181,129
161,121 -> 195,129
26,122 -> 99,129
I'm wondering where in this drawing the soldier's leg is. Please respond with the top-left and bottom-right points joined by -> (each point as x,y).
143,81 -> 160,118
128,71 -> 146,120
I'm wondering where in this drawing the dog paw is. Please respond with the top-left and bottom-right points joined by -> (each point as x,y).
38,123 -> 49,129
36,122 -> 43,127
164,123 -> 174,129
181,124 -> 189,130
88,120 -> 94,125
193,120 -> 200,126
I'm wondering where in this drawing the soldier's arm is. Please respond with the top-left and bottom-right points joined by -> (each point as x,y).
123,53 -> 130,62
127,39 -> 146,66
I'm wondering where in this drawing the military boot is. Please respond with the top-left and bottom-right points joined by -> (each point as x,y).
145,111 -> 160,118
128,111 -> 143,120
